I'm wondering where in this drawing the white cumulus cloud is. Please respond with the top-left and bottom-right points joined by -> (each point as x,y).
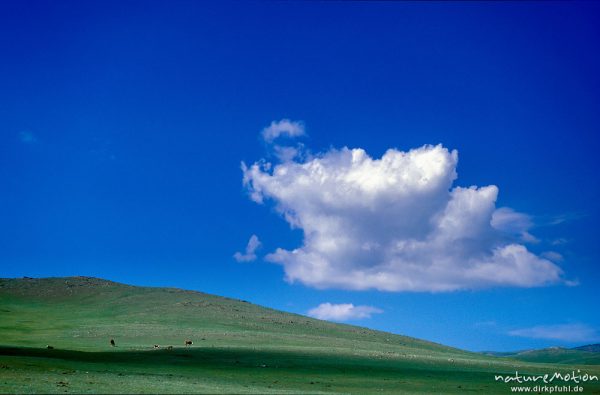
509,323 -> 599,343
261,119 -> 305,143
242,142 -> 565,292
308,303 -> 383,321
491,207 -> 538,243
233,234 -> 262,262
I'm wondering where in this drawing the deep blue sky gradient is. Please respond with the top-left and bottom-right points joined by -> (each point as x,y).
1,1 -> 599,351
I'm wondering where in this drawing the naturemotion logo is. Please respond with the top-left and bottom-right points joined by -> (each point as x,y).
494,370 -> 598,385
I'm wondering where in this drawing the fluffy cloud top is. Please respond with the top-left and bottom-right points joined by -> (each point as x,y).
509,323 -> 599,343
308,303 -> 383,321
233,234 -> 261,262
242,143 -> 564,292
261,119 -> 305,143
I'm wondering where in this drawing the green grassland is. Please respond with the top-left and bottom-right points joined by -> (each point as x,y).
0,277 -> 598,394
487,347 -> 600,365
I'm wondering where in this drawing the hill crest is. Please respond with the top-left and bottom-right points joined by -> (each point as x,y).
0,276 -> 460,356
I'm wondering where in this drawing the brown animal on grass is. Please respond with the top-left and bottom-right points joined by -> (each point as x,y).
184,339 -> 193,346
110,339 -> 115,347
46,345 -> 54,350
167,346 -> 173,350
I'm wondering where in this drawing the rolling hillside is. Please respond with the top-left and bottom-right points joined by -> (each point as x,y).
1,276 -> 599,394
0,276 -> 460,354
483,346 -> 600,365
574,344 -> 600,353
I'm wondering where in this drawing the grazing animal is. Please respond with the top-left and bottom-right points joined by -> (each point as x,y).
110,339 -> 115,347
154,344 -> 160,349
184,339 -> 193,346
46,345 -> 54,350
167,346 -> 173,350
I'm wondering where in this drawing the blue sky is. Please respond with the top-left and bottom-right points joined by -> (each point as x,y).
1,1 -> 599,352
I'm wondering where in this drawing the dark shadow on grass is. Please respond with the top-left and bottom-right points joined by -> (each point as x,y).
5,346 -> 594,393
0,345 -> 483,380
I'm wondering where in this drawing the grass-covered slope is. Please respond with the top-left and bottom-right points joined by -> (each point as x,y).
0,276 -> 457,355
1,276 -> 599,394
499,347 -> 600,365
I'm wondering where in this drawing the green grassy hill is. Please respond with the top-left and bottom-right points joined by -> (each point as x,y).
1,276 -> 599,394
496,347 -> 600,365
